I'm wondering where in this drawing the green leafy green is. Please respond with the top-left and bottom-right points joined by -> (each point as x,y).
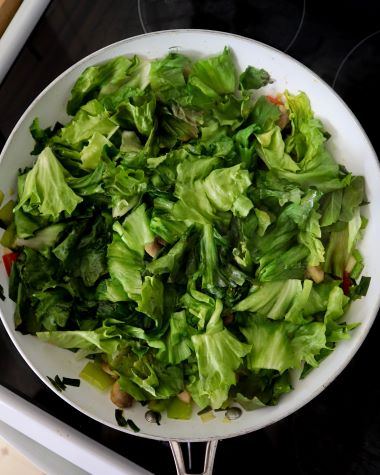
6,48 -> 369,418
14,147 -> 83,221
190,300 -> 251,408
67,56 -> 138,115
240,66 -> 272,91
189,47 -> 237,96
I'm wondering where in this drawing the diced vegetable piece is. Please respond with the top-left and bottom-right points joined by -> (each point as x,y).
62,377 -> 81,387
0,222 -> 16,248
200,411 -> 216,423
0,200 -> 14,228
167,398 -> 193,420
177,390 -> 191,404
2,252 -> 18,276
80,361 -> 115,390
148,399 -> 169,413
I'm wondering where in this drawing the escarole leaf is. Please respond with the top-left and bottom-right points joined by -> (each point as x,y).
146,232 -> 189,276
234,280 -> 303,319
14,147 -> 82,221
105,164 -> 147,219
189,300 -> 251,409
150,53 -> 190,103
199,224 -> 228,296
189,47 -> 237,96
107,204 -> 156,300
298,210 -> 325,266
10,48 -> 369,418
284,90 -> 326,164
241,315 -> 326,373
256,126 -> 299,172
127,357 -> 184,400
339,176 -> 365,222
67,56 -> 139,115
157,311 -> 193,365
324,207 -> 363,277
240,66 -> 272,90
320,189 -> 343,227
15,223 -> 66,257
173,159 -> 253,224
203,164 -> 253,217
250,96 -> 280,132
172,156 -> 223,224
37,326 -> 125,355
79,132 -> 111,170
59,100 -> 119,146
136,276 -> 164,327
116,204 -> 154,257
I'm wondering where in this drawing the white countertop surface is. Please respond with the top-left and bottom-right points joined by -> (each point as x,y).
0,386 -> 151,475
0,435 -> 44,475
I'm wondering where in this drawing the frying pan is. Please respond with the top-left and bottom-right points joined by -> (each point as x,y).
1,30 -> 380,475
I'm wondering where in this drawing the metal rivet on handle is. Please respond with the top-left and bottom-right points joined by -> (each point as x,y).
145,410 -> 161,424
226,407 -> 242,420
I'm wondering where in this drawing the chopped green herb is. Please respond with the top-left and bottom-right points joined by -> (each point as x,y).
47,375 -> 80,390
115,409 -> 128,427
47,375 -> 66,392
62,377 -> 81,387
351,276 -> 371,300
126,419 -> 141,433
115,410 -> 140,432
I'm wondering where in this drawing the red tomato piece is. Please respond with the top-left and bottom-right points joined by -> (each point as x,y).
266,95 -> 283,106
342,271 -> 351,296
2,252 -> 18,276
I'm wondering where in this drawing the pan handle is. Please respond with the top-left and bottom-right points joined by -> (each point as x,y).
169,440 -> 218,475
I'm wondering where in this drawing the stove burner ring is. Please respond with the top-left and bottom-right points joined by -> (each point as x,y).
284,0 -> 306,53
138,0 -> 148,34
333,29 -> 380,89
137,0 -> 306,53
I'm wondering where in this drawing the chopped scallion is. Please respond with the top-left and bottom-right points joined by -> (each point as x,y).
115,409 -> 128,427
126,419 -> 140,433
62,377 -> 81,387
47,375 -> 66,392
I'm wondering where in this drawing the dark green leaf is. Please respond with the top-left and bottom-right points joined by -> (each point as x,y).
126,419 -> 141,433
47,375 -> 66,392
350,276 -> 371,299
67,56 -> 137,115
62,377 -> 81,387
250,96 -> 280,132
115,409 -> 128,427
240,66 -> 272,90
